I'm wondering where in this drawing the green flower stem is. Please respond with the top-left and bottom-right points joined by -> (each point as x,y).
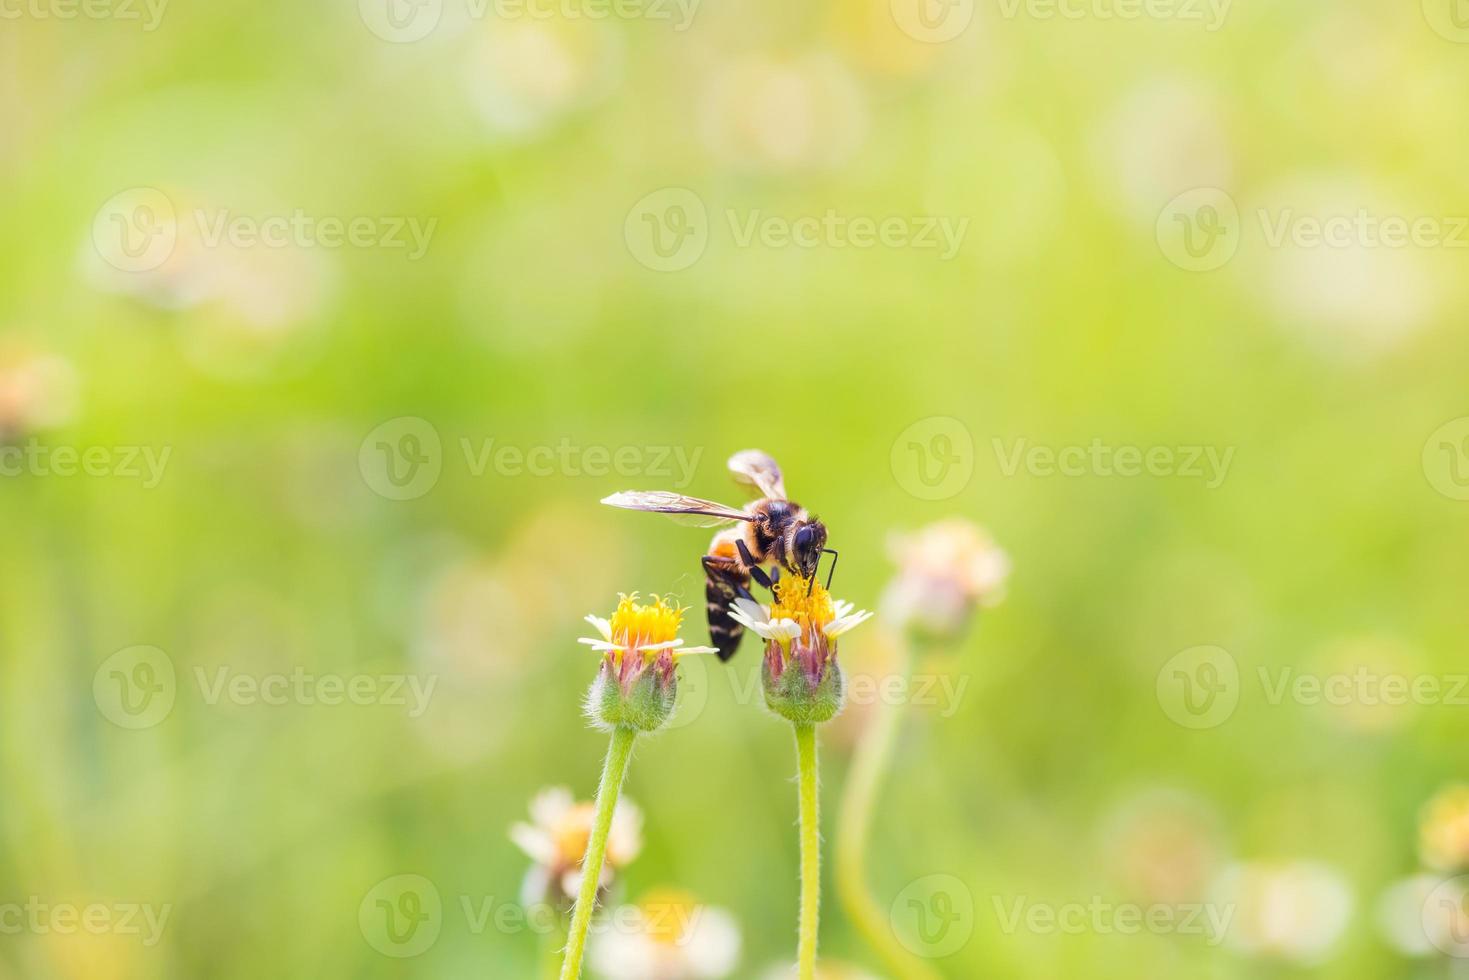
795,721 -> 821,980
835,642 -> 943,980
560,725 -> 637,980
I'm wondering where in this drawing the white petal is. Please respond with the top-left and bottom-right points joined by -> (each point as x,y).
832,599 -> 855,619
640,640 -> 680,652
824,609 -> 874,638
579,638 -> 619,652
728,606 -> 770,637
584,614 -> 613,642
509,823 -> 558,865
771,618 -> 803,641
676,645 -> 721,655
733,597 -> 770,624
528,786 -> 574,826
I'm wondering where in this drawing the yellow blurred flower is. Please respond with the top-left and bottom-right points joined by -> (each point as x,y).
0,343 -> 79,437
1420,785 -> 1469,872
592,888 -> 741,980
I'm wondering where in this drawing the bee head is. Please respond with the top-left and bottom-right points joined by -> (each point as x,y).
791,520 -> 827,580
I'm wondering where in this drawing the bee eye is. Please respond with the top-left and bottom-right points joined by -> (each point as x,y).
794,526 -> 815,551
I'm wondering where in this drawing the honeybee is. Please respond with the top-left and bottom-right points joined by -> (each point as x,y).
601,449 -> 837,661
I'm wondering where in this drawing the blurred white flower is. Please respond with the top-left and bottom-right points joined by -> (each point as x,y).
759,962 -> 879,980
700,53 -> 867,172
1376,873 -> 1448,958
1251,174 -> 1440,355
463,19 -> 622,139
511,786 -> 642,907
592,889 -> 740,980
0,344 -> 79,436
81,187 -> 336,379
1210,860 -> 1354,964
1089,78 -> 1233,223
1420,785 -> 1469,873
880,518 -> 1009,640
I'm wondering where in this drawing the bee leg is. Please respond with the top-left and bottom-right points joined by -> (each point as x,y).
748,563 -> 773,591
734,539 -> 774,592
770,564 -> 781,584
823,548 -> 839,591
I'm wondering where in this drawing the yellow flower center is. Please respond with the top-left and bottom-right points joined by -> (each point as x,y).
552,803 -> 597,865
608,593 -> 684,659
637,888 -> 699,946
770,575 -> 834,629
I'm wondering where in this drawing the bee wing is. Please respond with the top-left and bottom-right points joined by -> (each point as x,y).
727,449 -> 787,500
601,491 -> 753,528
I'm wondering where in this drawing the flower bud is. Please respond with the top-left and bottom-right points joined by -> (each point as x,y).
762,630 -> 846,724
881,519 -> 1009,643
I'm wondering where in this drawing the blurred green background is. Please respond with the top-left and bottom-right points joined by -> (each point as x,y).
4,0 -> 1469,975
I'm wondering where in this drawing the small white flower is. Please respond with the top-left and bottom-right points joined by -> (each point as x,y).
509,786 -> 643,906
1210,860 -> 1354,964
592,891 -> 741,980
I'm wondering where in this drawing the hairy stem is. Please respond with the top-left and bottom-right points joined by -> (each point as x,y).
835,642 -> 943,980
559,725 -> 637,980
795,721 -> 821,980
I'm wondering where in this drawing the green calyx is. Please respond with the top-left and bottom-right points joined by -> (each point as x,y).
586,658 -> 676,733
763,655 -> 845,725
